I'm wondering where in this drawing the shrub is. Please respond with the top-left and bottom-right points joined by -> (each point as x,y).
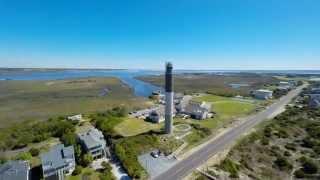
283,151 -> 291,157
302,159 -> 318,174
72,165 -> 83,176
29,148 -> 40,156
101,161 -> 112,171
261,137 -> 269,146
81,154 -> 93,167
274,156 -> 292,171
15,152 -> 32,161
285,143 -> 296,151
219,158 -> 240,178
294,169 -> 305,178
61,132 -> 77,146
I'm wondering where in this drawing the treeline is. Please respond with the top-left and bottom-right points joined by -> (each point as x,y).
0,117 -> 76,151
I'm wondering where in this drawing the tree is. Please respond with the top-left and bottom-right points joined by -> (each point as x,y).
61,132 -> 77,146
81,154 -> 93,167
74,145 -> 82,163
29,148 -> 40,156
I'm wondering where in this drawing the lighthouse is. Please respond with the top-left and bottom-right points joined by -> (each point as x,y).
165,62 -> 173,134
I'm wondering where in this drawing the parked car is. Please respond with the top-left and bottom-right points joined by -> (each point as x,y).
151,151 -> 159,158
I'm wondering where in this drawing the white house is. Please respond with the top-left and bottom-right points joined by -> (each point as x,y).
176,95 -> 193,113
184,101 -> 212,120
67,114 -> 82,121
253,89 -> 273,100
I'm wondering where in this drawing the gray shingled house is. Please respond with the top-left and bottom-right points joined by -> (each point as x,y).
77,127 -> 107,160
41,144 -> 75,180
0,160 -> 30,180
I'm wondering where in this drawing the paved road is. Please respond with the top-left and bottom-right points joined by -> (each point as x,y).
153,85 -> 306,180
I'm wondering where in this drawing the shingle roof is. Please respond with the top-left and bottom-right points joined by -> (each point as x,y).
41,144 -> 74,171
0,160 -> 29,180
78,128 -> 106,150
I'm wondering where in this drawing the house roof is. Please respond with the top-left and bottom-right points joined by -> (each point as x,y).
41,144 -> 74,171
0,161 -> 29,180
78,128 -> 106,150
185,101 -> 212,114
255,89 -> 273,93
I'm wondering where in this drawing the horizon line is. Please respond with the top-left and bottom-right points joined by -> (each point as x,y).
1,67 -> 320,71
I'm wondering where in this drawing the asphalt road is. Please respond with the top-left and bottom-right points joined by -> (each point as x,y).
153,85 -> 306,180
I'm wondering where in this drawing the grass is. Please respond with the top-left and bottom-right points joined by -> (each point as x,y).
138,73 -> 278,96
114,118 -> 162,137
194,94 -> 257,120
175,95 -> 258,150
67,168 -> 101,180
0,77 -> 148,128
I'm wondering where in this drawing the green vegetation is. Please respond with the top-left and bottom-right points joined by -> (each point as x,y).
195,95 -> 257,119
210,92 -> 320,179
67,167 -> 101,180
218,158 -> 240,178
0,77 -> 148,128
138,73 -> 278,96
115,132 -> 182,179
114,118 -> 162,137
100,162 -> 116,180
0,117 -> 75,150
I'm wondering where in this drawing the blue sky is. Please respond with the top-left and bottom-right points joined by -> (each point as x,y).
0,0 -> 319,70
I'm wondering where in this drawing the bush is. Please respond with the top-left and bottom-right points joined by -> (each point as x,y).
101,161 -> 112,171
283,151 -> 291,157
61,132 -> 77,146
302,159 -> 318,174
261,137 -> 269,146
29,148 -> 40,156
0,156 -> 7,165
294,169 -> 305,178
15,152 -> 32,161
274,156 -> 292,171
81,154 -> 93,167
72,165 -> 83,176
219,158 -> 240,178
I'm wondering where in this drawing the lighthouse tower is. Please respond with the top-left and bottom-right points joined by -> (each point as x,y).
165,62 -> 173,134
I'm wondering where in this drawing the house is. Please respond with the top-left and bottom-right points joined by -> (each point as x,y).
41,144 -> 75,180
77,128 -> 107,160
0,160 -> 30,180
67,114 -> 82,121
278,81 -> 291,90
252,89 -> 273,100
309,97 -> 320,109
147,105 -> 176,123
176,95 -> 193,113
184,101 -> 212,120
308,88 -> 320,108
148,109 -> 165,123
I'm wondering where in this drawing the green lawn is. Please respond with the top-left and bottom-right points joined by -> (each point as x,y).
194,95 -> 257,120
114,118 -> 162,137
67,168 -> 101,180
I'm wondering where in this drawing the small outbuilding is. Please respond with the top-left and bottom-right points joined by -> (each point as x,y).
252,89 -> 273,100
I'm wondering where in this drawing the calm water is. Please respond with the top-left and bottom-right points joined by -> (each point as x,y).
0,70 -> 163,97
